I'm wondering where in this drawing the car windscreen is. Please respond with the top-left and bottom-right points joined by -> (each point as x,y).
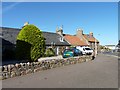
64,49 -> 72,52
75,49 -> 80,52
84,48 -> 91,50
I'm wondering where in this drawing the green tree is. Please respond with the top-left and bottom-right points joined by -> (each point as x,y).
16,24 -> 45,62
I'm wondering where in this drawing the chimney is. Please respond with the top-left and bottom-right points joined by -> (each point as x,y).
24,22 -> 29,26
22,22 -> 29,28
76,28 -> 83,37
56,26 -> 63,36
89,32 -> 93,36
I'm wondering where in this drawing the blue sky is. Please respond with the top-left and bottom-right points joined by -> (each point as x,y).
2,2 -> 118,45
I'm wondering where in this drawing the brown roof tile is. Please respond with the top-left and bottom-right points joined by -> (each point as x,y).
64,34 -> 88,46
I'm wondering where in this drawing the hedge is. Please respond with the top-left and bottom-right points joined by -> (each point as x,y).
16,24 -> 45,62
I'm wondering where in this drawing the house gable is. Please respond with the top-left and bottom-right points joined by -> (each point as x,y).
83,34 -> 99,43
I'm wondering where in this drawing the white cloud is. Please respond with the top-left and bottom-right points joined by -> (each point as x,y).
2,2 -> 22,14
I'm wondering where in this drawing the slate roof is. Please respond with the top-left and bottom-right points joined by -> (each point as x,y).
1,27 -> 20,45
1,27 -> 70,46
64,34 -> 88,46
43,32 -> 70,46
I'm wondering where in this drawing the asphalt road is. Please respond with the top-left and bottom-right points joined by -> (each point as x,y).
102,51 -> 118,56
2,54 -> 118,88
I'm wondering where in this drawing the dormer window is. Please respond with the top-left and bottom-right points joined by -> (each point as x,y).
60,37 -> 64,42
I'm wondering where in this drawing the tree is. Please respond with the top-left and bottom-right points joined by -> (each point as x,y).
16,24 -> 45,62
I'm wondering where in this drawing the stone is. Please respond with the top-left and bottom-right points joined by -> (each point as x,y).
5,72 -> 10,79
0,75 -> 3,80
25,63 -> 29,70
3,66 -> 8,71
2,73 -> 6,80
0,55 -> 92,80
34,68 -> 40,72
15,63 -> 19,68
10,64 -> 15,71
15,63 -> 21,68
20,63 -> 23,66
15,69 -> 21,76
0,66 -> 2,73
26,69 -> 32,74
11,71 -> 16,78
21,71 -> 26,75
30,64 -> 34,72
7,65 -> 11,72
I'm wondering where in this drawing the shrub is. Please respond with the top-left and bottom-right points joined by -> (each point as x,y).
16,24 -> 45,62
45,48 -> 55,57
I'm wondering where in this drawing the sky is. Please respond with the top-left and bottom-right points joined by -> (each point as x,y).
1,2 -> 118,45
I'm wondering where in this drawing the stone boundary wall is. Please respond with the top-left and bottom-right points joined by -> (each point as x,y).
0,56 -> 92,80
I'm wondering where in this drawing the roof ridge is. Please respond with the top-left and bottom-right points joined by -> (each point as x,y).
1,27 -> 21,30
1,27 -> 59,35
43,31 -> 57,34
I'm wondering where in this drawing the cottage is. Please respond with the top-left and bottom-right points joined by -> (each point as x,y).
56,27 -> 99,51
42,31 -> 70,55
1,26 -> 100,60
76,29 -> 99,51
1,27 -> 20,59
56,26 -> 88,47
1,27 -> 70,60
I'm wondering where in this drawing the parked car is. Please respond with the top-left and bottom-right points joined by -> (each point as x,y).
70,47 -> 83,56
62,49 -> 74,58
76,46 -> 93,55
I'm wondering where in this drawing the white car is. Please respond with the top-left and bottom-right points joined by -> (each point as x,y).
76,47 -> 93,55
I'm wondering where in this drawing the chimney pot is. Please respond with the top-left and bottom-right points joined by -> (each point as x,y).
56,26 -> 63,36
24,22 -> 29,26
89,32 -> 93,36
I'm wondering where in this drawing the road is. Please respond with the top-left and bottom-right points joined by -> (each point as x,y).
102,51 -> 118,57
2,54 -> 118,88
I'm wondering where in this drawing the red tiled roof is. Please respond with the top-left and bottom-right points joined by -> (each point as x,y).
64,34 -> 88,46
83,34 -> 99,43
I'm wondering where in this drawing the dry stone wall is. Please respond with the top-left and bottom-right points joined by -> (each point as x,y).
1,56 -> 92,80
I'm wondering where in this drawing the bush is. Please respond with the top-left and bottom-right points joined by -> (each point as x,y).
16,24 -> 45,62
45,48 -> 55,57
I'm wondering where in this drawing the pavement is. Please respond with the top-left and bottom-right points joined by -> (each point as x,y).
2,53 -> 118,88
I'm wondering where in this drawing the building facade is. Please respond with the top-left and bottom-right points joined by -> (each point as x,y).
76,29 -> 99,51
1,27 -> 70,60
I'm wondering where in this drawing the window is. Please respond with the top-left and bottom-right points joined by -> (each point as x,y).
60,37 -> 64,42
